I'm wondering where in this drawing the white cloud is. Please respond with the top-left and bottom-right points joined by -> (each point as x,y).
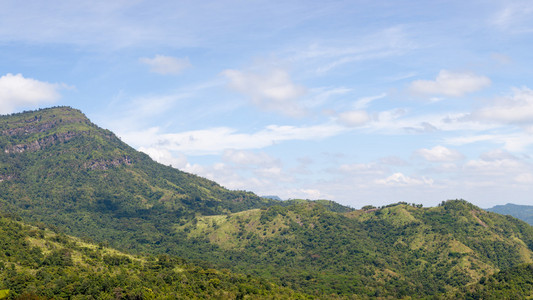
120,122 -> 346,155
492,2 -> 533,33
463,150 -> 526,176
479,149 -> 517,161
138,147 -> 188,168
445,133 -> 533,152
409,70 -> 491,97
375,173 -> 433,186
474,87 -> 533,125
415,145 -> 464,162
139,55 -> 191,75
338,163 -> 386,175
223,68 -> 306,117
515,173 -> 533,184
464,158 -> 522,176
0,73 -> 66,114
337,110 -> 371,127
353,93 -> 386,109
284,188 -> 331,200
222,149 -> 278,166
255,166 -> 283,178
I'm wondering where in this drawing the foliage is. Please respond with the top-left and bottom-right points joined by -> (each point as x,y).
449,263 -> 533,299
176,200 -> 533,297
0,214 -> 307,299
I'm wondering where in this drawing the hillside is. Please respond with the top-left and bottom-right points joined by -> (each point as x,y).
175,200 -> 533,297
487,203 -> 533,225
0,213 -> 306,299
2,107 -> 533,298
446,263 -> 533,299
0,107 -> 277,252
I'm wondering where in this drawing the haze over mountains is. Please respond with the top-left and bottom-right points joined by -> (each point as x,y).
1,107 -> 533,299
487,204 -> 533,226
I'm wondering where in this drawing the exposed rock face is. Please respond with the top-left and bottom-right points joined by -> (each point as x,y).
1,107 -> 133,170
4,131 -> 82,154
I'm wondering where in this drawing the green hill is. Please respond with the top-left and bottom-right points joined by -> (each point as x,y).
2,107 -> 533,298
487,203 -> 533,225
0,213 -> 306,299
175,200 -> 533,297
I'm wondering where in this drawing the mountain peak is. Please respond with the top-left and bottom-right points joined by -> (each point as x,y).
0,106 -> 115,155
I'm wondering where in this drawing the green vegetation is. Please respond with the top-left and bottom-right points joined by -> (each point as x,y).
2,107 -> 533,298
175,200 -> 533,297
448,263 -> 533,299
0,214 -> 307,299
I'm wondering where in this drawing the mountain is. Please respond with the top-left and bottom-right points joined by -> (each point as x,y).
0,212 -> 305,299
0,107 -> 278,253
487,203 -> 533,225
2,107 -> 533,298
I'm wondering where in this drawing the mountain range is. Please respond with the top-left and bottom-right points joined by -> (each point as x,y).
487,203 -> 533,225
1,107 -> 533,299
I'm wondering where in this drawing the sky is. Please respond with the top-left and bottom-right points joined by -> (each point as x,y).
1,0 -> 533,208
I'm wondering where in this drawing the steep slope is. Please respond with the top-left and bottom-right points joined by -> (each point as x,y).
0,213 -> 306,299
0,107 -> 277,252
487,203 -> 533,225
176,200 -> 533,297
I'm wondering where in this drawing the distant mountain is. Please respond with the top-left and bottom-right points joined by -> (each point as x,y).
487,203 -> 533,225
2,108 -> 533,298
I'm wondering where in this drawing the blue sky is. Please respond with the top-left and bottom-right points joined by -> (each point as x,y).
2,0 -> 533,208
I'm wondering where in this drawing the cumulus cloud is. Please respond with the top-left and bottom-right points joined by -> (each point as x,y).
0,73 -> 66,114
140,55 -> 191,75
415,145 -> 464,162
474,87 -> 533,125
409,70 -> 491,97
222,68 -> 306,117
